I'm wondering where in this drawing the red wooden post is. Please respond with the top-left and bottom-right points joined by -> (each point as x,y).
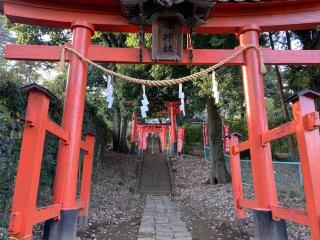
238,24 -> 278,209
290,89 -> 320,239
143,131 -> 148,150
78,133 -> 95,227
130,112 -> 138,154
238,24 -> 287,239
169,104 -> 177,156
158,103 -> 181,156
161,128 -> 167,153
8,86 -> 54,239
46,21 -> 94,239
229,133 -> 246,219
139,126 -> 145,152
177,127 -> 185,155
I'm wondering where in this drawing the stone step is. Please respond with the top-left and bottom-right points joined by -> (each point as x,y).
138,195 -> 192,240
140,150 -> 171,195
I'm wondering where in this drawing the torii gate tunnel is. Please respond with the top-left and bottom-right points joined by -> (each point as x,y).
158,101 -> 183,156
136,124 -> 170,153
130,102 -> 181,155
1,0 -> 320,239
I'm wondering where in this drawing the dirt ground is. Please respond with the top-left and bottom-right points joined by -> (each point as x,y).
77,150 -> 251,240
172,153 -> 310,240
77,151 -> 144,240
172,154 -> 251,240
33,149 -> 308,240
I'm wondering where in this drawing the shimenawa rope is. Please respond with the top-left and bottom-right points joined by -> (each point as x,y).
59,44 -> 267,87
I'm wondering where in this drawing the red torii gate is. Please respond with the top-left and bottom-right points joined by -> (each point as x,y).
1,0 -> 320,240
137,124 -> 170,153
158,101 -> 183,156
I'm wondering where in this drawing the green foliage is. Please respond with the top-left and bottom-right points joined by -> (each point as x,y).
182,123 -> 203,154
4,18 -> 70,45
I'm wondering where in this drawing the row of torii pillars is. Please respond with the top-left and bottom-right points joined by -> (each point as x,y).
129,101 -> 182,156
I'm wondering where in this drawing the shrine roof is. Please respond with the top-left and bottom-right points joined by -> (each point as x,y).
0,0 -> 319,34
0,0 -> 313,12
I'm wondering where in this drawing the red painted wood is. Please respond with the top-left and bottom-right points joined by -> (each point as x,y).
6,44 -> 320,66
229,134 -> 246,219
292,94 -> 320,239
234,140 -> 250,154
160,129 -> 167,152
53,22 -> 94,209
261,121 -> 296,144
75,200 -> 84,210
79,133 -> 95,218
46,119 -> 69,143
130,112 -> 138,143
162,102 -> 181,145
239,25 -> 278,209
8,90 -> 51,239
32,204 -> 61,225
158,109 -> 183,115
138,124 -> 170,128
80,140 -> 89,153
3,1 -> 320,33
270,205 -> 309,226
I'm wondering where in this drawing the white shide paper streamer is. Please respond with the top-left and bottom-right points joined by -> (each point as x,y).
178,83 -> 185,116
105,75 -> 114,109
212,71 -> 219,104
140,85 -> 149,118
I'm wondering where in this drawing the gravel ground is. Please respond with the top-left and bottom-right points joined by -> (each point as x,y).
77,151 -> 144,240
172,154 -> 310,240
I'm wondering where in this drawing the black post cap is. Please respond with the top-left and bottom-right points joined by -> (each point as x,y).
84,132 -> 95,137
285,88 -> 320,104
21,83 -> 57,101
228,132 -> 242,138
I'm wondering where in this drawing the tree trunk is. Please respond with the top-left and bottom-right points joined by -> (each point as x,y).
112,108 -> 121,152
119,116 -> 129,153
207,96 -> 231,184
269,32 -> 296,161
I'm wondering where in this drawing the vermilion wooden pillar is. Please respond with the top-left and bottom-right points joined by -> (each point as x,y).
44,21 -> 94,240
238,25 -> 288,239
229,133 -> 246,219
130,112 -> 138,154
290,90 -> 320,239
161,128 -> 167,154
143,131 -> 148,151
78,133 -> 95,226
138,125 -> 144,153
9,87 -> 52,239
169,104 -> 177,156
158,103 -> 181,156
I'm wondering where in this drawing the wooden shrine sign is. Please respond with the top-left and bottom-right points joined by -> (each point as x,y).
152,16 -> 183,62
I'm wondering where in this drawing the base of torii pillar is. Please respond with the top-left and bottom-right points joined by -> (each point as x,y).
43,209 -> 78,240
130,142 -> 137,154
253,210 -> 288,240
170,142 -> 177,157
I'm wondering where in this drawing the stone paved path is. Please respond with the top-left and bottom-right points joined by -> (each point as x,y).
140,151 -> 171,195
138,195 -> 192,240
138,145 -> 192,239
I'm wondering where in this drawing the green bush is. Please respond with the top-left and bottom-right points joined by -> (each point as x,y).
182,123 -> 203,154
